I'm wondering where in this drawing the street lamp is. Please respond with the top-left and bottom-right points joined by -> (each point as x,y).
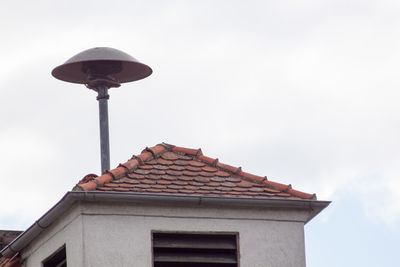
52,47 -> 152,174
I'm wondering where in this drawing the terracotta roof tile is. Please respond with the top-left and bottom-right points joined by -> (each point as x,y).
139,165 -> 152,170
145,144 -> 167,157
149,169 -> 166,175
210,177 -> 224,182
97,187 -> 113,191
126,173 -> 144,179
226,177 -> 241,183
96,173 -> 113,186
239,171 -> 265,183
150,184 -> 166,189
172,146 -> 202,156
167,185 -> 182,190
189,181 -> 204,186
170,165 -> 185,171
78,181 -> 97,191
178,176 -> 194,181
199,171 -> 216,177
0,253 -> 20,267
164,189 -> 179,193
202,166 -> 218,172
74,143 -> 317,200
161,151 -> 180,160
108,166 -> 126,179
194,177 -> 210,183
221,182 -> 236,187
153,165 -> 169,170
156,158 -> 174,165
166,170 -> 183,176
198,155 -> 218,166
146,188 -> 163,193
142,179 -> 156,185
215,170 -> 230,177
160,175 -> 176,181
189,160 -> 206,167
157,180 -> 173,185
179,189 -> 196,194
121,158 -> 140,170
78,173 -> 98,184
119,183 -> 135,188
135,169 -> 151,175
0,231 -> 22,251
232,187 -> 248,192
216,162 -> 241,174
186,166 -> 202,172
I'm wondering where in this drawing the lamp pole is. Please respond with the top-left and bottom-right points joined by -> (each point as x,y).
85,73 -> 121,174
52,47 -> 152,174
97,86 -> 110,173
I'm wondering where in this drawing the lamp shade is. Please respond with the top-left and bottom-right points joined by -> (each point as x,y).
51,47 -> 152,84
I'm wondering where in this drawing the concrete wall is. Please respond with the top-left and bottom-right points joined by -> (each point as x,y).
22,201 -> 309,267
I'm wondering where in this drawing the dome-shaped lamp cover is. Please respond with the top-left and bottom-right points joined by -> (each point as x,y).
51,47 -> 152,84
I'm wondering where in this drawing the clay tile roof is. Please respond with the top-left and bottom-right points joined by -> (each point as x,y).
0,253 -> 20,267
0,231 -> 22,251
74,143 -> 317,200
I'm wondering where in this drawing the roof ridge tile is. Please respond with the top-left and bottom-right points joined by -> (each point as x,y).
239,171 -> 265,184
198,155 -> 218,166
107,166 -> 126,180
144,147 -> 155,157
95,173 -> 113,186
284,184 -> 292,192
137,151 -> 154,162
159,142 -> 175,150
145,144 -> 167,158
288,189 -> 316,200
78,173 -> 98,184
264,180 -> 290,192
172,146 -> 202,156
216,162 -> 241,174
235,167 -> 242,175
132,155 -> 144,165
76,180 -> 97,191
121,158 -> 140,171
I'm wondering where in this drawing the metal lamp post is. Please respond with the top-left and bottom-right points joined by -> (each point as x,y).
52,47 -> 152,174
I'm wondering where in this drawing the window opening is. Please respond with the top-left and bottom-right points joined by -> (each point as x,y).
42,245 -> 66,267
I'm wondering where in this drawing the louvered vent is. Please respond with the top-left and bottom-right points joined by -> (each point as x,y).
152,232 -> 239,267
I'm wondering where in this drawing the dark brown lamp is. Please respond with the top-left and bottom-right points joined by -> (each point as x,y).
52,47 -> 152,174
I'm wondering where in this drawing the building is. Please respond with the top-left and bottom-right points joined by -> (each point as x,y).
0,143 -> 330,266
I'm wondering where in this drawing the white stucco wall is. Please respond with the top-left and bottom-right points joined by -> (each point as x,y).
21,204 -> 84,267
22,200 -> 309,267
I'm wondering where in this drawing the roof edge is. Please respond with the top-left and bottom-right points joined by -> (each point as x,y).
0,191 -> 330,259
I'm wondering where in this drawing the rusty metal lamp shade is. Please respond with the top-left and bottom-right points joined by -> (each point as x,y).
51,47 -> 152,85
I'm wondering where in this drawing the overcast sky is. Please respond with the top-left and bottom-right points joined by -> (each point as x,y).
1,1 -> 400,266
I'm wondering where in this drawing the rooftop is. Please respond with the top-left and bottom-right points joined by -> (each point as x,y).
0,231 -> 21,267
1,143 -> 328,264
75,143 -> 316,200
0,231 -> 21,251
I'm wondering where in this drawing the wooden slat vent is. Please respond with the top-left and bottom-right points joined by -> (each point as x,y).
153,232 -> 238,267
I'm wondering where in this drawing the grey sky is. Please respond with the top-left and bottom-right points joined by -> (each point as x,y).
2,1 -> 400,266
